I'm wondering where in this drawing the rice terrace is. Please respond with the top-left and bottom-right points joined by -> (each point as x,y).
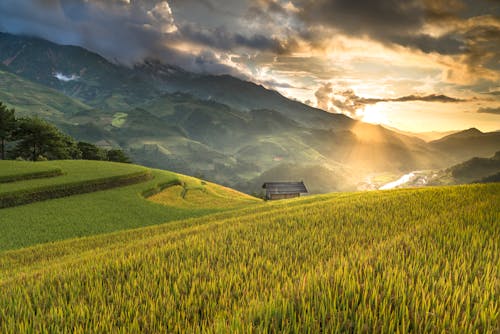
1,0 -> 500,332
0,159 -> 497,332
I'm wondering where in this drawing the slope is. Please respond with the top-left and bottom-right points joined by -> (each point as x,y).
0,160 -> 260,251
0,183 -> 498,332
448,151 -> 500,182
0,69 -> 91,120
429,128 -> 500,163
0,32 -> 158,110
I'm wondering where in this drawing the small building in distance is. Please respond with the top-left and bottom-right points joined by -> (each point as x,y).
262,181 -> 308,200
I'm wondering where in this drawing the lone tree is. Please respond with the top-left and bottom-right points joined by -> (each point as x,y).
0,102 -> 17,160
12,117 -> 78,161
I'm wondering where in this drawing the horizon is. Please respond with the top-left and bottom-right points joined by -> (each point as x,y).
0,0 -> 499,132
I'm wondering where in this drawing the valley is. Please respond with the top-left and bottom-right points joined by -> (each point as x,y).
2,33 -> 498,194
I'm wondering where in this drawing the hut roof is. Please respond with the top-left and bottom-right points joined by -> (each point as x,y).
262,181 -> 308,194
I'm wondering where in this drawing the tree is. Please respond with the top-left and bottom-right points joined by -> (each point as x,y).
0,102 -> 17,160
78,141 -> 107,160
107,149 -> 131,163
12,117 -> 78,161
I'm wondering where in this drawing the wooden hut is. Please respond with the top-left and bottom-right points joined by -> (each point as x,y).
262,181 -> 308,200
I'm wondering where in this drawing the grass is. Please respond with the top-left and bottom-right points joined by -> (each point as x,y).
148,175 -> 260,210
0,160 -> 62,183
0,183 -> 498,332
0,160 -> 260,251
0,160 -> 146,194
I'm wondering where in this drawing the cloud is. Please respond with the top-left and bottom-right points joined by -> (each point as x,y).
314,83 -> 467,116
314,82 -> 333,111
266,0 -> 468,54
365,94 -> 467,104
54,72 -> 79,82
0,0 -> 177,64
477,107 -> 500,115
250,0 -> 499,84
179,24 -> 296,54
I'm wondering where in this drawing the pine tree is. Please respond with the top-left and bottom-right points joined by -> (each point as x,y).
0,102 -> 17,160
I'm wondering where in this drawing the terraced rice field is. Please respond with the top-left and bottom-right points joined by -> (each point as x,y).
0,160 -> 259,250
0,179 -> 498,333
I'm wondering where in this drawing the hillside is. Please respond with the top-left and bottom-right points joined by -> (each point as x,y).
0,69 -> 91,120
429,128 -> 500,163
0,183 -> 498,332
447,151 -> 500,182
2,32 -> 493,193
0,160 -> 259,250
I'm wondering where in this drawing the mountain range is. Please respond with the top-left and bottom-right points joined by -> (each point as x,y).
1,32 -> 499,193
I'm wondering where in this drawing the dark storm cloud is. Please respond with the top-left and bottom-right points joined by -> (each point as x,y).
392,34 -> 464,55
291,0 -> 471,54
179,24 -> 295,54
477,107 -> 500,114
298,0 -> 425,37
252,0 -> 498,60
462,24 -> 500,68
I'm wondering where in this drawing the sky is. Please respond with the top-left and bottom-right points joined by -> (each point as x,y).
0,0 -> 499,132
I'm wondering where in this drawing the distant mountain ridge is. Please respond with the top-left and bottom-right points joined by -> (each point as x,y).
1,32 -> 499,193
429,128 -> 500,163
0,32 -> 351,130
382,125 -> 459,142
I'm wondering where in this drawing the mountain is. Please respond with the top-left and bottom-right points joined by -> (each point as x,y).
383,125 -> 459,142
0,32 -> 351,130
447,151 -> 500,183
0,32 -> 469,193
429,128 -> 500,163
137,60 -> 355,130
0,69 -> 91,120
0,32 -> 158,110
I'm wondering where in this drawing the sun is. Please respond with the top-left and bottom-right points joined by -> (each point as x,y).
360,104 -> 388,125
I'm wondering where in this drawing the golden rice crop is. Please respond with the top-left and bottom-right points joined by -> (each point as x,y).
0,184 -> 498,333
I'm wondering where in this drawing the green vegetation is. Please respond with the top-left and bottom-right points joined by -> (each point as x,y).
0,101 -> 16,159
0,160 -> 62,183
0,101 -> 132,163
449,151 -> 500,182
11,117 -> 81,161
0,160 -> 260,250
0,160 -> 145,195
0,183 -> 498,332
0,70 -> 91,120
111,112 -> 128,128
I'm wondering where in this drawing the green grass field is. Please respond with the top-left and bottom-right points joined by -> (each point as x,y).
0,160 -> 147,194
0,175 -> 498,332
0,160 -> 260,250
0,160 -> 62,183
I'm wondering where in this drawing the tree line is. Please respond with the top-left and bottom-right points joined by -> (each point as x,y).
0,101 -> 130,163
